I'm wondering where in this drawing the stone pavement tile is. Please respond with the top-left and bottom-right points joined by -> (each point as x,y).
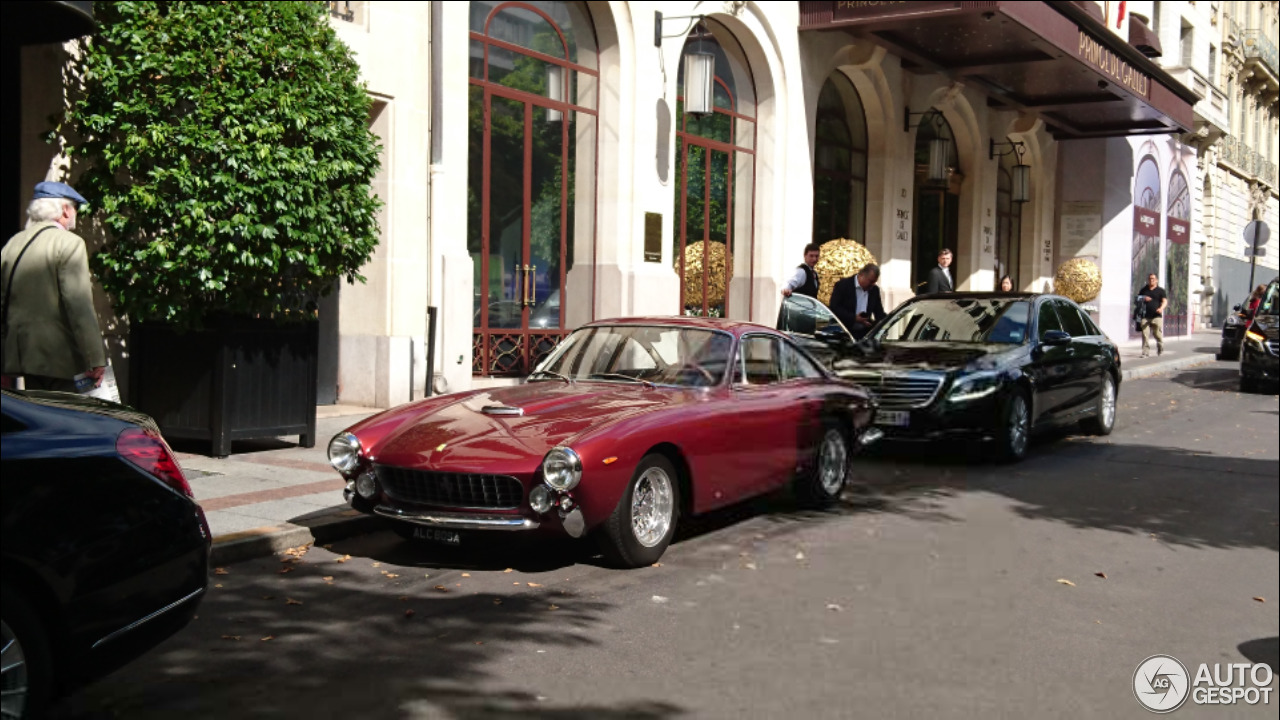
199,480 -> 345,512
213,492 -> 348,526
202,508 -> 281,537
187,474 -> 286,501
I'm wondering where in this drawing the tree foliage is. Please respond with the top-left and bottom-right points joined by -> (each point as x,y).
56,1 -> 381,328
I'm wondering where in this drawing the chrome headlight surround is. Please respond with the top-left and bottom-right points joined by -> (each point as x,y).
1224,313 -> 1241,327
328,432 -> 363,474
947,372 -> 1001,404
541,446 -> 583,491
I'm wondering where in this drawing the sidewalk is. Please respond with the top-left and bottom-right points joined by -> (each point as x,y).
184,330 -> 1224,565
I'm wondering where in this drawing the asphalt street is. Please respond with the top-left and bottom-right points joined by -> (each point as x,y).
53,362 -> 1279,719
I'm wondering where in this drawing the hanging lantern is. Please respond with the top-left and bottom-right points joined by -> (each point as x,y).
928,137 -> 951,182
1012,162 -> 1031,203
683,51 -> 715,115
546,65 -> 564,123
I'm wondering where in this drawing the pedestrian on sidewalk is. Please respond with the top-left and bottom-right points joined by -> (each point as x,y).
1,181 -> 107,392
1136,272 -> 1167,358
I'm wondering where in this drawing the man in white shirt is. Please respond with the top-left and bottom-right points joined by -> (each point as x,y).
780,243 -> 822,299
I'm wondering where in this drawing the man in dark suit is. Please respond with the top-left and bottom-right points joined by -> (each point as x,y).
924,248 -> 954,294
829,263 -> 886,339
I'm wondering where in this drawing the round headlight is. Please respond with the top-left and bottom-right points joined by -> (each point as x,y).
541,447 -> 582,491
328,432 -> 362,474
529,485 -> 553,514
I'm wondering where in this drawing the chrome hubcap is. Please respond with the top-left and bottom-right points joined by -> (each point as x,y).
631,467 -> 674,548
1,619 -> 28,720
1100,378 -> 1115,429
818,429 -> 848,496
1009,396 -> 1029,456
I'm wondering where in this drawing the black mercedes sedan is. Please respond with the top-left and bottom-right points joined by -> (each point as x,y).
779,292 -> 1121,460
1239,277 -> 1279,393
1,389 -> 210,719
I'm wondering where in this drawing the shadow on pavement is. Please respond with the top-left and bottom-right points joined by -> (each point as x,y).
1167,366 -> 1244,393
52,546 -> 683,720
1239,637 -> 1280,673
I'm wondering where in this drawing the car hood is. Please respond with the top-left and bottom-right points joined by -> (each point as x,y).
1253,314 -> 1279,340
367,382 -> 688,470
834,341 -> 1016,373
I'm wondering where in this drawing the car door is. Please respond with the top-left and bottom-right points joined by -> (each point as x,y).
776,294 -> 854,369
777,337 -> 830,489
1026,299 -> 1074,425
1052,299 -> 1104,414
731,334 -> 805,499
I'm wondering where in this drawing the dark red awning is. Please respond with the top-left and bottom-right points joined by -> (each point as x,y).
799,1 -> 1197,139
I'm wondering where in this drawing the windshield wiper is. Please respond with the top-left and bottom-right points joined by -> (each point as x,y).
528,369 -> 573,384
589,373 -> 655,388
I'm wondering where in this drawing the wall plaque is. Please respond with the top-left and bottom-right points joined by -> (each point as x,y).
644,212 -> 663,263
1060,201 -> 1102,258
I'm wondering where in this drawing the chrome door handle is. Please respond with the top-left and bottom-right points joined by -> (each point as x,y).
522,265 -> 531,306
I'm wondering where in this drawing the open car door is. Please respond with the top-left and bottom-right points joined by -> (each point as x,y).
776,294 -> 856,369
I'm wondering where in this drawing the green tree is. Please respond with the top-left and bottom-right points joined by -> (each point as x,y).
55,1 -> 381,329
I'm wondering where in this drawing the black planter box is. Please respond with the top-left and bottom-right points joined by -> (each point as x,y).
130,318 -> 318,457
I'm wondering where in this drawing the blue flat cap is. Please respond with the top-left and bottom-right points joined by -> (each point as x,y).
32,181 -> 88,206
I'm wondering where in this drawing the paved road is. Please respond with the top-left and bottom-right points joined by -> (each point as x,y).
54,363 -> 1279,719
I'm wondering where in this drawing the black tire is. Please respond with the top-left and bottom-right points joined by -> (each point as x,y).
1,589 -> 54,720
794,421 -> 849,508
598,454 -> 681,569
1080,374 -> 1117,436
994,390 -> 1031,462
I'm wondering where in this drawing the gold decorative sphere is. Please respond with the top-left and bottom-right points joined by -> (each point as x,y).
678,241 -> 733,309
814,239 -> 877,306
1054,258 -> 1103,303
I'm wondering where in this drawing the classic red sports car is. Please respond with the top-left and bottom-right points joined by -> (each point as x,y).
328,317 -> 880,567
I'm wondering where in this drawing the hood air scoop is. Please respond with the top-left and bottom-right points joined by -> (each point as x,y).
481,404 -> 524,417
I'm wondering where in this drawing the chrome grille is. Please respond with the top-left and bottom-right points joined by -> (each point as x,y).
1268,338 -> 1279,355
840,370 -> 945,409
375,466 -> 523,510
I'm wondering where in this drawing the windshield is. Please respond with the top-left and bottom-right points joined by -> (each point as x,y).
533,325 -> 733,387
872,298 -> 1031,344
1259,281 -> 1279,316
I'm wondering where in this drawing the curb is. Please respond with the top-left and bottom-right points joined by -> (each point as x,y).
1121,353 -> 1216,382
209,509 -> 385,566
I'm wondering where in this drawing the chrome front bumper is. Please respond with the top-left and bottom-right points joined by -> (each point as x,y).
373,504 -> 540,531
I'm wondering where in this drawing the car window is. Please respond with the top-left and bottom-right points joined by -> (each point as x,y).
778,294 -> 847,338
874,297 -> 1030,344
1037,301 -> 1063,341
780,340 -> 824,380
985,301 -> 1030,344
739,336 -> 782,385
1055,300 -> 1089,337
539,326 -> 733,387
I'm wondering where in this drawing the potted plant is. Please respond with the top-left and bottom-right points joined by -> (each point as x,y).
55,1 -> 381,456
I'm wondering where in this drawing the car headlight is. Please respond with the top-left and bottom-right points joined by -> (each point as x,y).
541,447 -> 582,491
1244,327 -> 1266,345
1225,314 -> 1241,326
948,372 -> 1001,404
328,432 -> 362,474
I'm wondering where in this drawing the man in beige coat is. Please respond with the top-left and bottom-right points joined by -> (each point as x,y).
1,181 -> 106,392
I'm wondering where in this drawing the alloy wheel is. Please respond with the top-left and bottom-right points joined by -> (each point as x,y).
1100,377 -> 1116,430
1009,395 -> 1029,457
818,428 -> 848,496
0,618 -> 28,720
630,466 -> 675,548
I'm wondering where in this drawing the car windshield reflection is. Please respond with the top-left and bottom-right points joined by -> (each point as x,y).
873,298 -> 1031,344
533,325 -> 733,387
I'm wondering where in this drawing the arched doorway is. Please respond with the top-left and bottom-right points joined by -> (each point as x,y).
673,19 -> 756,318
812,72 -> 868,244
1165,165 -> 1190,335
995,142 -> 1022,289
912,110 -> 961,292
1131,152 -> 1162,339
468,1 -> 599,376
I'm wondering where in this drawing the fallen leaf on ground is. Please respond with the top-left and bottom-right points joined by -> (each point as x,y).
527,582 -> 542,588
504,568 -> 513,573
214,567 -> 229,575
260,636 -> 275,642
221,635 -> 241,641
278,567 -> 294,574
475,641 -> 484,645
336,555 -> 351,563
1056,578 -> 1076,587
1095,572 -> 1108,579
493,598 -> 503,605
1254,597 -> 1266,603
547,604 -> 559,611
795,552 -> 806,561
322,576 -> 334,583
322,544 -> 333,549
743,562 -> 758,571
262,595 -> 275,600
652,595 -> 669,604
461,573 -> 471,578
214,584 -> 223,589
826,603 -> 843,612
404,609 -> 415,618
652,562 -> 663,567
286,598 -> 303,605
435,586 -> 449,592
372,562 -> 381,568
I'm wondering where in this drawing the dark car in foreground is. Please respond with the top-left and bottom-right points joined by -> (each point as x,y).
330,318 -> 878,568
779,292 -> 1121,460
1,390 -> 210,720
1239,278 -> 1279,393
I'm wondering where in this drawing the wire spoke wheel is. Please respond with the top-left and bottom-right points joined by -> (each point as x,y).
630,467 -> 675,548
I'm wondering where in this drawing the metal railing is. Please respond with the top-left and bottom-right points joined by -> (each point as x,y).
1219,134 -> 1279,186
1242,29 -> 1279,78
324,1 -> 358,23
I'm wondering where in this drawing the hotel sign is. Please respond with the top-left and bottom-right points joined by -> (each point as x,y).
1167,217 -> 1190,244
1078,27 -> 1151,99
831,1 -> 960,23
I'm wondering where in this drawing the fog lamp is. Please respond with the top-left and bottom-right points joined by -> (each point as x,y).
559,496 -> 575,512
530,485 -> 553,514
356,470 -> 378,499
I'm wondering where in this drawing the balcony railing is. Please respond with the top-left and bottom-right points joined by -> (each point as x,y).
1219,135 -> 1279,187
1242,29 -> 1279,79
1168,66 -> 1230,135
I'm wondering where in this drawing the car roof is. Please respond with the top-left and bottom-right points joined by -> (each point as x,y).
582,315 -> 777,335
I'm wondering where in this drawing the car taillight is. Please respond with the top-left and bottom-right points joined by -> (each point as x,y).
117,427 -> 194,499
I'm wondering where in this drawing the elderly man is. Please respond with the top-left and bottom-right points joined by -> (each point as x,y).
829,263 -> 887,339
1,181 -> 106,392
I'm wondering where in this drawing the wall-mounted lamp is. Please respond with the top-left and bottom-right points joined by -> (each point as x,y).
906,108 -> 952,183
991,138 -> 1031,203
656,12 -> 716,116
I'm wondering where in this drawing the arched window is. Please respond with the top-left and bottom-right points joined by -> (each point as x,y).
812,72 -> 868,244
912,110 -> 961,292
468,1 -> 599,376
1165,167 -> 1190,335
674,19 -> 756,318
995,142 -> 1022,288
1131,153 -> 1161,338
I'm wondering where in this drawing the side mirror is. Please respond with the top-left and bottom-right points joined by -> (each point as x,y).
1041,329 -> 1071,345
815,323 -> 851,347
1233,304 -> 1242,311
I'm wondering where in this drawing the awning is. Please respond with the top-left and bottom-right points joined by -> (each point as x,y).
1,1 -> 95,47
799,1 -> 1198,139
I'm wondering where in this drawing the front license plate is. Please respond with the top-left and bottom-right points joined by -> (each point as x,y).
412,527 -> 461,545
876,410 -> 910,427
